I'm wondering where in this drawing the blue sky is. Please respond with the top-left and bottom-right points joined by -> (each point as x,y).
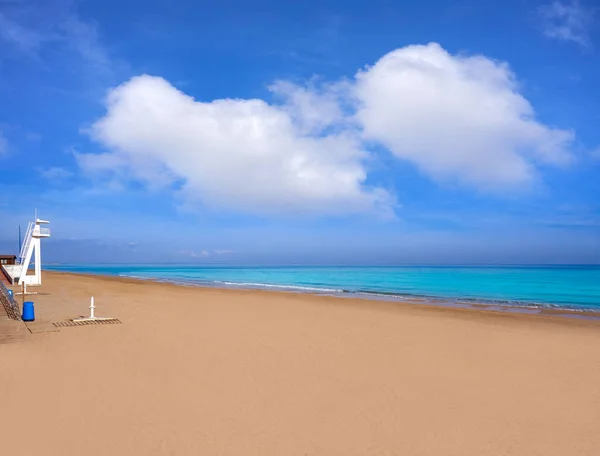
0,0 -> 599,264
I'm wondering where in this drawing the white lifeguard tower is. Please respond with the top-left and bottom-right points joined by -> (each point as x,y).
14,216 -> 51,287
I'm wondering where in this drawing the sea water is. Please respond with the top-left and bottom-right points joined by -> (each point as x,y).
46,265 -> 600,312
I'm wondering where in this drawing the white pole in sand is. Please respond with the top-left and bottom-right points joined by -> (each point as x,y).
73,296 -> 115,322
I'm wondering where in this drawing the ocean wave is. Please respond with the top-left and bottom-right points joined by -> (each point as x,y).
118,275 -> 343,293
214,281 -> 344,293
118,274 -> 154,280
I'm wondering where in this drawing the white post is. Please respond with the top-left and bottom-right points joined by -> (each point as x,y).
73,295 -> 115,322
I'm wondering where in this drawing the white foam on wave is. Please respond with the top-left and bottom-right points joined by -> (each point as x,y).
215,281 -> 344,293
118,275 -> 343,294
118,274 -> 154,280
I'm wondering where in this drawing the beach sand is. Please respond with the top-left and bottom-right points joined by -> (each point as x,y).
1,271 -> 600,455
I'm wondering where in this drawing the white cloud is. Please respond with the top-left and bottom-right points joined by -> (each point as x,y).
79,44 -> 576,215
539,1 -> 593,48
78,75 -> 391,216
354,43 -> 574,190
268,79 -> 348,134
39,167 -> 73,181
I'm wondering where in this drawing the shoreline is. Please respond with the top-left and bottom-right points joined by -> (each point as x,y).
46,270 -> 600,324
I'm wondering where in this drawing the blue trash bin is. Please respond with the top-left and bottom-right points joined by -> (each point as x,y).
22,301 -> 35,322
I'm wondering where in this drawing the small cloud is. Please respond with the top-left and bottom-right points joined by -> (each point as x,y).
189,250 -> 210,258
0,132 -> 6,154
591,147 -> 600,160
214,249 -> 234,255
82,179 -> 125,194
539,1 -> 594,49
25,131 -> 42,142
0,3 -> 115,79
60,15 -> 112,75
39,167 -> 73,181
0,11 -> 43,52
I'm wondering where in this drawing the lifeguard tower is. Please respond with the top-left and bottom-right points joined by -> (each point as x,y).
1,216 -> 51,288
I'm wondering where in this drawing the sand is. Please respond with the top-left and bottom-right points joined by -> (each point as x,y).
1,271 -> 600,455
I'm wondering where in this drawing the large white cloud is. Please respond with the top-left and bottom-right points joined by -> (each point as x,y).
354,43 -> 573,190
79,43 -> 575,215
78,75 -> 391,215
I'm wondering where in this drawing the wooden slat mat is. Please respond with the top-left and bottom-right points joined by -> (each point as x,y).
53,319 -> 122,328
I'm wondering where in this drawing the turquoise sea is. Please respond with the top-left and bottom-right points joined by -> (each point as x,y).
46,265 -> 600,312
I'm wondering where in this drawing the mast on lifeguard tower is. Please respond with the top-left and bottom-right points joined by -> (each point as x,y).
17,216 -> 51,286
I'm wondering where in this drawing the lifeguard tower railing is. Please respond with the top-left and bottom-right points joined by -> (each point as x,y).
0,281 -> 20,321
18,221 -> 51,265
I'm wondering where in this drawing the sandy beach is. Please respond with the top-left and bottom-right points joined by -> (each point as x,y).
1,271 -> 600,455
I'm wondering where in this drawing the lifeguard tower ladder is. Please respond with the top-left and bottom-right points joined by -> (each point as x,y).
17,217 -> 51,286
